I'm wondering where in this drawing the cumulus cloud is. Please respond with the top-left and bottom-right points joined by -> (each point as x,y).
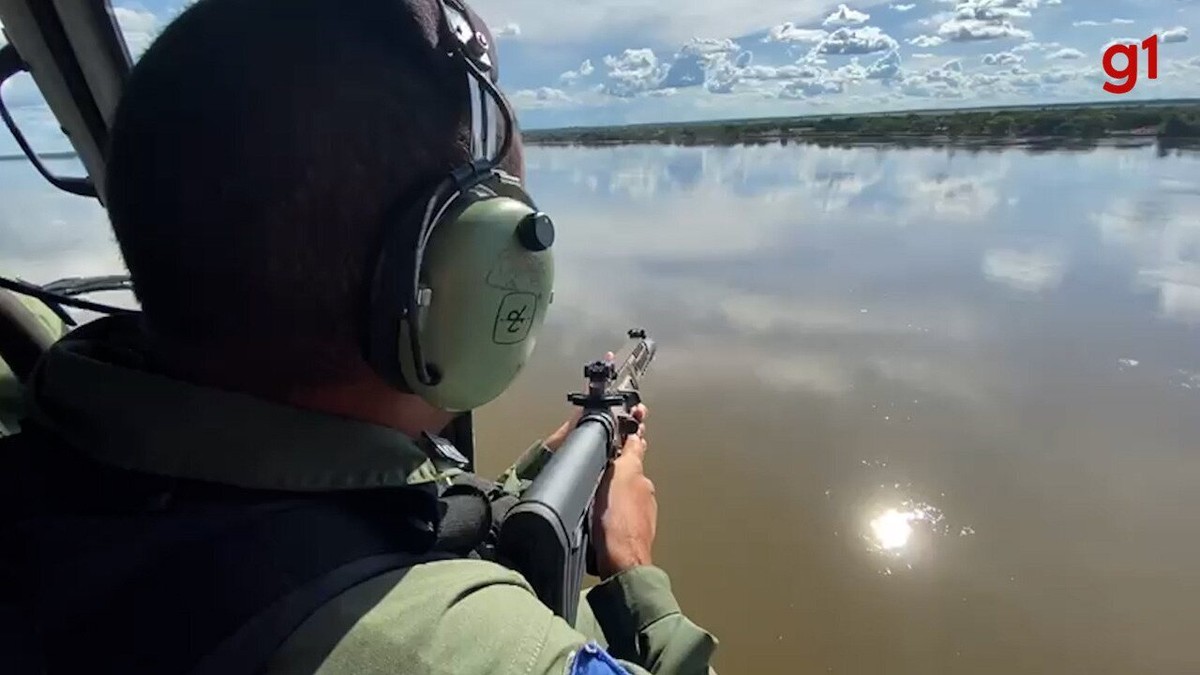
983,249 -> 1066,293
818,26 -> 899,55
932,0 -> 1042,42
113,6 -> 159,59
1159,26 -> 1189,44
679,37 -> 742,56
1102,37 -> 1140,51
1073,19 -> 1134,27
823,4 -> 871,28
909,35 -> 947,48
1047,47 -> 1084,59
779,77 -> 845,99
982,51 -> 1024,66
765,22 -> 829,44
1012,40 -> 1061,53
938,18 -> 1032,42
493,22 -> 522,38
602,48 -> 669,97
867,50 -> 903,79
742,63 -> 829,81
492,0 -> 1191,121
509,87 -> 577,108
559,59 -> 595,83
660,38 -> 746,91
886,52 -> 1090,102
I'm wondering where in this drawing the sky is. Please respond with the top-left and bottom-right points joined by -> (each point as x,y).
1,0 -> 1199,151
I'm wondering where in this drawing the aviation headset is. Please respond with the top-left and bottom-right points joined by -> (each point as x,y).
364,0 -> 556,412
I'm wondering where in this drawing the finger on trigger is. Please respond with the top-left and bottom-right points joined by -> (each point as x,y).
624,431 -> 647,458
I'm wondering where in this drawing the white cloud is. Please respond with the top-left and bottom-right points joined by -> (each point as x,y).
909,35 -> 947,48
559,59 -> 595,83
765,22 -> 829,44
818,26 -> 900,55
1073,19 -> 1135,27
493,22 -> 522,38
1094,195 -> 1200,327
982,51 -> 1024,66
742,63 -> 829,80
938,18 -> 1032,42
931,0 -> 1045,43
510,87 -> 578,108
1012,40 -> 1060,53
778,77 -> 845,98
823,4 -> 871,28
1159,26 -> 1189,44
867,50 -> 902,79
489,0 -> 1200,124
983,248 -> 1067,293
1047,47 -> 1085,59
602,48 -> 669,97
836,59 -> 869,82
112,6 -> 159,59
679,37 -> 741,56
471,0 -> 833,46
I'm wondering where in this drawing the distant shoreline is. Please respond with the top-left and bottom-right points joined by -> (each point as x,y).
6,100 -> 1200,160
523,100 -> 1200,147
0,150 -> 76,162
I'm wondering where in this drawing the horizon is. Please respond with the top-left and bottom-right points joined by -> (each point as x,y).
3,97 -> 1197,163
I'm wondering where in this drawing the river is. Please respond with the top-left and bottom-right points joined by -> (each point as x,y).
2,143 -> 1198,674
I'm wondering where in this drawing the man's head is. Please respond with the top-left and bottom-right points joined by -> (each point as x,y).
105,0 -> 524,397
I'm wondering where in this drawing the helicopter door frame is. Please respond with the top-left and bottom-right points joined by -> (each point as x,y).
0,0 -> 131,201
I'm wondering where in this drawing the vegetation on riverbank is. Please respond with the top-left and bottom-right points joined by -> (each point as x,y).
524,100 -> 1200,147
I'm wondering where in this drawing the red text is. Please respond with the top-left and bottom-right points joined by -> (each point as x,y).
1103,35 -> 1159,95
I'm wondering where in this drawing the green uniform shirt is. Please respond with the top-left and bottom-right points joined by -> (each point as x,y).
22,317 -> 718,674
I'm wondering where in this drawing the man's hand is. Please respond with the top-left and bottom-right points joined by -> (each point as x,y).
591,403 -> 655,578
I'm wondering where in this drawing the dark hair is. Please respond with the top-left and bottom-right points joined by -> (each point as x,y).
105,0 -> 520,383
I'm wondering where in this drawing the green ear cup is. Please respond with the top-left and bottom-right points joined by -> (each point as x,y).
398,194 -> 555,412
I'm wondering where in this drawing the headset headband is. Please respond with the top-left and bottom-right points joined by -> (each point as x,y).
393,0 -> 528,388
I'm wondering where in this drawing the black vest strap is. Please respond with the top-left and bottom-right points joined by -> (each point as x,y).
39,498 -> 452,675
1,422 -> 501,675
191,549 -> 454,675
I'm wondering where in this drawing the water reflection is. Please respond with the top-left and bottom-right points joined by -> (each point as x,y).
498,142 -> 1200,674
3,142 -> 1200,674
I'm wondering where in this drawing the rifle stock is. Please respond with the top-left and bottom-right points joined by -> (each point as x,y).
496,329 -> 657,624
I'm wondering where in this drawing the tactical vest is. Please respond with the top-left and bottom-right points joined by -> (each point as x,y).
0,421 -> 503,675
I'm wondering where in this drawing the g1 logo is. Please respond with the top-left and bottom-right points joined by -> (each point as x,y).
1103,34 -> 1158,95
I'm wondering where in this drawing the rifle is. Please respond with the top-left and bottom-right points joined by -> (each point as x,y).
496,328 -> 657,625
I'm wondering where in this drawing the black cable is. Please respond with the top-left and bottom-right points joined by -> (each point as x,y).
0,275 -> 136,317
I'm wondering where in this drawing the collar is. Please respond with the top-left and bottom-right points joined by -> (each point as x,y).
23,316 -> 458,492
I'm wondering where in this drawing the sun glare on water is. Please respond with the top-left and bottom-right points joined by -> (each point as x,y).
870,508 -> 917,551
866,502 -> 949,557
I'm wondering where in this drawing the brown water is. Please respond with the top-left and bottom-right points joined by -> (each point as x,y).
472,143 -> 1200,674
4,144 -> 1200,674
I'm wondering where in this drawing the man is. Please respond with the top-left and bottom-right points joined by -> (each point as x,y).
0,0 -> 717,673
